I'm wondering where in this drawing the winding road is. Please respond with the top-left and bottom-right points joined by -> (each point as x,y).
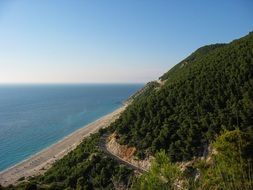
99,135 -> 147,173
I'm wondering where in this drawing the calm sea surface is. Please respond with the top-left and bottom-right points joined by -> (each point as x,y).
0,84 -> 142,171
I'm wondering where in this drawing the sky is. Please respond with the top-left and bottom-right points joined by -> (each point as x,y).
0,0 -> 252,84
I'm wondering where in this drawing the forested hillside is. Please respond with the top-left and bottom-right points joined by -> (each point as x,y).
160,43 -> 226,81
111,32 -> 253,161
2,32 -> 252,190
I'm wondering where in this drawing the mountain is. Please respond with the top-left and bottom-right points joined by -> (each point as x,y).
3,32 -> 253,190
111,32 -> 253,161
160,43 -> 226,81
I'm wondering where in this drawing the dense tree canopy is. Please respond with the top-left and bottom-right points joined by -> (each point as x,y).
134,130 -> 253,190
2,32 -> 253,190
111,32 -> 253,161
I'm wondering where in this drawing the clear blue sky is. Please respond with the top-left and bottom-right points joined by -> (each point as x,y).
0,0 -> 252,84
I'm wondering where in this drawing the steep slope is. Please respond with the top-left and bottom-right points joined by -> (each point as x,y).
3,32 -> 253,190
159,43 -> 226,81
111,32 -> 253,161
125,81 -> 160,103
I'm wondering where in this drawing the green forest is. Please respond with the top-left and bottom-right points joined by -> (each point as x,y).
111,32 -> 253,161
2,32 -> 253,190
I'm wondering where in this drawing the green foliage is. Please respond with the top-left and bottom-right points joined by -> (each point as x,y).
196,130 -> 253,190
160,43 -> 226,81
128,81 -> 160,102
11,134 -> 134,190
135,130 -> 253,190
4,32 -> 253,190
213,129 -> 253,161
111,32 -> 253,161
133,151 -> 183,190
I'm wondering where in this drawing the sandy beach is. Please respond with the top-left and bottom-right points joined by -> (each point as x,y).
0,105 -> 127,187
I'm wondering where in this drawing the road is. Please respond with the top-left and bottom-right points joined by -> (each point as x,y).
99,135 -> 147,173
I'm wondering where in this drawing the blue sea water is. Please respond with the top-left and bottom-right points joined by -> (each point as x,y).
0,84 -> 142,171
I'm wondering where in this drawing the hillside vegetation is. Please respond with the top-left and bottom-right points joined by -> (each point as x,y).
2,133 -> 134,190
111,32 -> 253,161
134,130 -> 252,190
1,32 -> 253,190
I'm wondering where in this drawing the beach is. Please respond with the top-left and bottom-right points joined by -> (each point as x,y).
0,104 -> 127,187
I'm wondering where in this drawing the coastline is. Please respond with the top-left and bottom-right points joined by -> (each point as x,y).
0,104 -> 127,187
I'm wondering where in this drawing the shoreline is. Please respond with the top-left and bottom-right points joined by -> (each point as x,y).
0,104 -> 127,187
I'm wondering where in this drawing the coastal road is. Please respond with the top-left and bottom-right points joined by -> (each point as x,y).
99,134 -> 147,173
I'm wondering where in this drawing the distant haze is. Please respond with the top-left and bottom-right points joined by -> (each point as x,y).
0,0 -> 252,84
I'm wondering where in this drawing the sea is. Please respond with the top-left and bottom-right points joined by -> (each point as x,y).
0,84 -> 142,171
